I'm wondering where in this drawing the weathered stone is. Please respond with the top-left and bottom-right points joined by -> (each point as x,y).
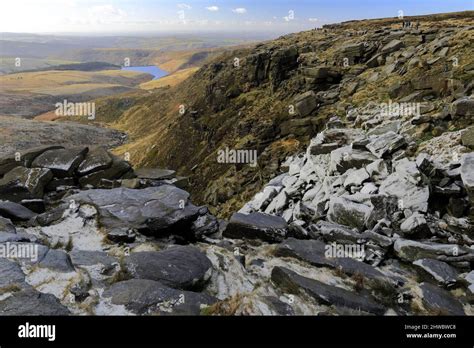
39,249 -> 75,273
107,227 -> 136,244
294,91 -> 318,117
461,127 -> 474,149
400,212 -> 429,237
366,132 -> 407,158
330,146 -> 378,174
32,147 -> 88,178
0,167 -> 53,202
452,97 -> 474,117
271,266 -> 385,315
379,172 -> 429,213
0,258 -> 25,289
309,220 -> 361,243
413,258 -> 458,285
394,239 -> 474,262
223,212 -> 288,243
77,147 -> 112,176
0,288 -> 70,315
0,201 -> 36,222
343,168 -> 370,188
419,282 -> 464,315
103,279 -> 215,315
78,156 -> 132,187
0,216 -> 16,233
327,196 -> 372,230
67,186 -> 201,236
381,39 -> 404,54
124,246 -> 212,290
460,153 -> 474,203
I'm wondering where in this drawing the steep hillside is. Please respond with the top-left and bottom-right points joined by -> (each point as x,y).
93,11 -> 473,218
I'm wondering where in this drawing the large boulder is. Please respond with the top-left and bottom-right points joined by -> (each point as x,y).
271,266 -> 386,315
366,132 -> 407,158
124,246 -> 212,290
78,155 -> 132,187
419,282 -> 465,315
413,258 -> 459,285
32,147 -> 88,177
223,212 -> 288,243
451,97 -> 474,117
66,185 -> 201,236
381,39 -> 404,54
76,147 -> 113,176
0,288 -> 70,315
0,201 -> 36,222
0,167 -> 53,202
102,279 -> 215,315
327,196 -> 373,231
294,91 -> 318,117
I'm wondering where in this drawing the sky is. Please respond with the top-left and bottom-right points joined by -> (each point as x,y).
0,0 -> 472,35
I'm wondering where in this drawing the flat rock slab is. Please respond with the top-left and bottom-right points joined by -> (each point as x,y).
103,279 -> 215,315
32,147 -> 88,177
419,282 -> 465,315
0,288 -> 70,315
223,212 -> 288,243
0,216 -> 16,233
124,246 -> 212,290
67,185 -> 200,235
0,201 -> 37,221
413,258 -> 459,285
271,266 -> 386,315
394,239 -> 474,262
275,238 -> 391,286
135,168 -> 176,180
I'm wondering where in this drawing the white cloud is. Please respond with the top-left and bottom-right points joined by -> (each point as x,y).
177,3 -> 192,10
309,18 -> 319,22
206,6 -> 219,12
232,8 -> 247,14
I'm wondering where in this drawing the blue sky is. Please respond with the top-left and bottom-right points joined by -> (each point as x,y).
1,0 -> 472,34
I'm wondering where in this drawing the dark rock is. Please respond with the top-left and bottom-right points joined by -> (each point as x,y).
0,216 -> 16,233
67,186 -> 201,237
77,147 -> 112,176
394,239 -> 474,263
0,167 -> 53,202
0,258 -> 25,288
419,282 -> 464,315
32,147 -> 88,178
0,201 -> 36,222
309,220 -> 361,243
271,266 -> 386,315
124,246 -> 212,290
452,97 -> 474,117
223,212 -> 288,243
78,155 -> 131,187
107,227 -> 136,243
0,288 -> 70,315
294,91 -> 318,117
34,204 -> 68,226
413,259 -> 459,285
103,279 -> 215,315
20,199 -> 45,214
39,249 -> 75,272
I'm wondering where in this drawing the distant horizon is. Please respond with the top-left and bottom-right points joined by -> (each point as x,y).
0,0 -> 472,35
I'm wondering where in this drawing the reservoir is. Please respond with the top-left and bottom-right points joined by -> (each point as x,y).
121,66 -> 168,80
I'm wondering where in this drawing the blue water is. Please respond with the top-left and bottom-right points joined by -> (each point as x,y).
121,65 -> 168,80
